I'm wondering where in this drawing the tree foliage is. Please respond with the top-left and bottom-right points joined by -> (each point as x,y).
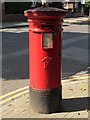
85,0 -> 90,8
5,2 -> 32,14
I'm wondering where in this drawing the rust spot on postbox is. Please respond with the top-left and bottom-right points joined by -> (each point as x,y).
42,57 -> 52,69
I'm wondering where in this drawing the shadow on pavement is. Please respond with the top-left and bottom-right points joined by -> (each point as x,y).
2,31 -> 88,80
60,97 -> 89,112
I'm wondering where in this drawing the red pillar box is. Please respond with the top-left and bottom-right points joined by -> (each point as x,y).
24,6 -> 67,114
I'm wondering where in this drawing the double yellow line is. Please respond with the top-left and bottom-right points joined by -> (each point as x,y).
0,86 -> 29,105
0,74 -> 89,105
63,74 -> 89,83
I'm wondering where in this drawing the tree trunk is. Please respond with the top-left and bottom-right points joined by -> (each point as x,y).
2,2 -> 6,22
81,4 -> 84,16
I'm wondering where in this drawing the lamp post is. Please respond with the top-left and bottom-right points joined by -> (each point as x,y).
81,0 -> 85,16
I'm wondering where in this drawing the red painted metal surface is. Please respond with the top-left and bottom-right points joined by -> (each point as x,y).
24,7 -> 67,89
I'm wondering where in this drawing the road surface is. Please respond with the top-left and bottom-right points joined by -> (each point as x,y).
1,22 -> 89,95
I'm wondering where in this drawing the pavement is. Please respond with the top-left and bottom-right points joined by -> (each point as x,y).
0,17 -> 89,29
0,70 -> 90,119
64,17 -> 89,24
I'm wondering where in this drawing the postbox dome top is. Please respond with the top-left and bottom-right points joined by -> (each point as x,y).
24,6 -> 67,20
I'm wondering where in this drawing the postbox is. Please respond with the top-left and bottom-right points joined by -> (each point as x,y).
24,6 -> 67,113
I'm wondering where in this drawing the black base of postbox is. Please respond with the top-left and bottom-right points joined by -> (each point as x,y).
29,86 -> 62,114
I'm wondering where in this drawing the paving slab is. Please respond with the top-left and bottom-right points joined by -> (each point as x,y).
1,78 -> 89,119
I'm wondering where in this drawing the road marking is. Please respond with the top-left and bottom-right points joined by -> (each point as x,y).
0,86 -> 29,99
64,79 -> 88,86
0,90 -> 29,105
72,74 -> 88,78
62,76 -> 89,83
0,73 -> 89,105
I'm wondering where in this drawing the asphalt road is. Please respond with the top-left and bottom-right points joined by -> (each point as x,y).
1,22 -> 89,95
